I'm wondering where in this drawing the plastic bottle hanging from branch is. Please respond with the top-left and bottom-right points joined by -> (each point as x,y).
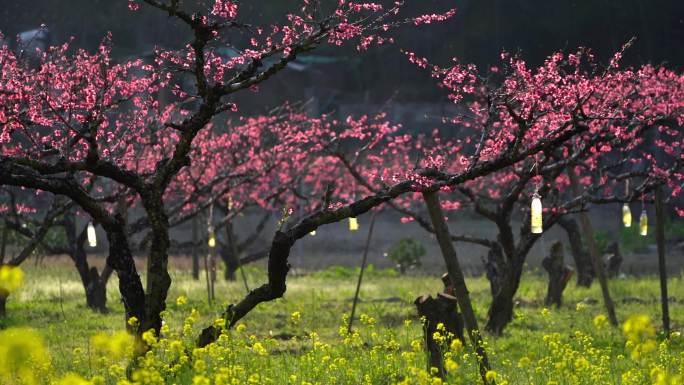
530,160 -> 543,234
622,203 -> 633,227
530,192 -> 543,234
349,217 -> 359,232
309,230 -> 316,236
639,209 -> 648,236
87,222 -> 97,247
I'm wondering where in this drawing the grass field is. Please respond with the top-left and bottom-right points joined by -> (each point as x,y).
2,258 -> 684,384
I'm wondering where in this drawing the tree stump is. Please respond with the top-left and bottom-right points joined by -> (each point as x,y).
542,241 -> 574,307
85,267 -> 108,313
604,241 -> 622,278
414,274 -> 465,379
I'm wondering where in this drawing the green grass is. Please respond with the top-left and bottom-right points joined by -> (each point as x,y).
2,260 -> 684,384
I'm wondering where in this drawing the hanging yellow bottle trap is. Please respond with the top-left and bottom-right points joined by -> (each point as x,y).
87,222 -> 97,247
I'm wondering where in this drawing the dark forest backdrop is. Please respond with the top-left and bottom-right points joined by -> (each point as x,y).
1,0 -> 682,123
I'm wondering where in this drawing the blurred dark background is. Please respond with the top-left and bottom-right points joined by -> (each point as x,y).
1,0 -> 682,271
1,0 -> 682,125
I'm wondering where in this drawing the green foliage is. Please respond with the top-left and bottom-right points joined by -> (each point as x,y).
312,264 -> 398,279
618,225 -> 654,253
593,230 -> 611,255
594,218 -> 684,254
386,237 -> 425,274
4,264 -> 684,384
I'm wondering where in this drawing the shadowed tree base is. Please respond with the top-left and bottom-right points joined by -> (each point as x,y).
0,289 -> 7,318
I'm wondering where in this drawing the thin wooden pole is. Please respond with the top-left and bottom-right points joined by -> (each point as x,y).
655,186 -> 670,334
192,216 -> 200,280
423,191 -> 493,385
204,208 -> 213,304
569,172 -> 618,327
348,210 -> 378,334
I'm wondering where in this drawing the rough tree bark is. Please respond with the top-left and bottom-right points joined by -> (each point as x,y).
484,257 -> 525,336
558,218 -> 594,287
542,241 -> 573,307
139,191 -> 172,334
422,191 -> 494,385
103,222 -> 146,331
198,230 -> 292,347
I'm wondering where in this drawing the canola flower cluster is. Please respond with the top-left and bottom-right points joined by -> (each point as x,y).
0,265 -> 24,293
0,292 -> 683,385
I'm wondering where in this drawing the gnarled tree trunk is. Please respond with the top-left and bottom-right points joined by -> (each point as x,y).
558,218 -> 594,287
103,223 -> 145,331
140,192 -> 172,335
484,258 -> 524,336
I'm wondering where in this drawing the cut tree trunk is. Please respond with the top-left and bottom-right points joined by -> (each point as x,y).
422,191 -> 494,385
85,267 -> 110,313
414,293 -> 464,379
558,218 -> 594,287
542,241 -> 573,307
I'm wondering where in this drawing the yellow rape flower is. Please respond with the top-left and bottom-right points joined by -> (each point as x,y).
91,331 -> 134,361
291,311 -> 301,324
176,295 -> 188,306
593,314 -> 607,329
0,265 -> 24,292
0,328 -> 50,385
55,373 -> 93,385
